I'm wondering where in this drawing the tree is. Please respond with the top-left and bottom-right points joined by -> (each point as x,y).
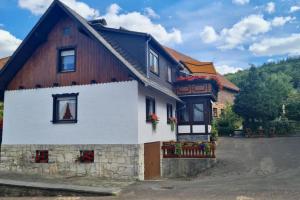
260,73 -> 293,121
286,92 -> 300,121
233,67 -> 293,129
217,105 -> 242,136
233,67 -> 264,127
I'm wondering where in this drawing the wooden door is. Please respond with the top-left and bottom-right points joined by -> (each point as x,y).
144,142 -> 161,180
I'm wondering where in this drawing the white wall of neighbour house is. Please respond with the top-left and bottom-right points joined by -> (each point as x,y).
3,81 -> 139,145
138,85 -> 177,144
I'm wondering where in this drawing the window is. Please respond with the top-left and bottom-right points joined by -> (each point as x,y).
213,108 -> 218,118
167,104 -> 173,123
79,150 -> 94,163
178,105 -> 189,123
52,93 -> 78,123
149,49 -> 159,75
35,150 -> 48,163
167,66 -> 172,83
193,103 -> 204,122
63,27 -> 71,36
58,48 -> 76,72
146,97 -> 155,122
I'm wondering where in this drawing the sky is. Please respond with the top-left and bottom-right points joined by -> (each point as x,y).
0,0 -> 300,74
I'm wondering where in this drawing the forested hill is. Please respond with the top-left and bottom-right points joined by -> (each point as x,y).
225,57 -> 300,90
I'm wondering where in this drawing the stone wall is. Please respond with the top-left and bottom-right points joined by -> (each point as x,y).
0,144 -> 144,180
161,158 -> 216,178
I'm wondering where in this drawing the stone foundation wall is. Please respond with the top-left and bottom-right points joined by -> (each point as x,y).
177,134 -> 210,142
0,144 -> 144,180
161,158 -> 216,178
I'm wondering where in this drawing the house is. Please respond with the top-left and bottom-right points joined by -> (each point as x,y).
0,0 -> 228,179
163,47 -> 239,118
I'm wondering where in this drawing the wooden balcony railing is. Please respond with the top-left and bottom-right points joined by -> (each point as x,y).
162,141 -> 216,158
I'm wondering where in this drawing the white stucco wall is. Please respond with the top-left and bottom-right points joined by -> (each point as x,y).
3,81 -> 139,144
138,86 -> 177,143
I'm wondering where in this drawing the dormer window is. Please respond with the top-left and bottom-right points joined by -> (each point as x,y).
149,49 -> 159,75
167,66 -> 172,82
58,48 -> 76,72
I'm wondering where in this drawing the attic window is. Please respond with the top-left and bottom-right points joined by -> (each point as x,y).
149,49 -> 159,75
52,93 -> 78,124
58,48 -> 76,72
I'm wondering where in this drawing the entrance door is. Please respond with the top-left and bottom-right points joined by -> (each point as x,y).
144,142 -> 161,180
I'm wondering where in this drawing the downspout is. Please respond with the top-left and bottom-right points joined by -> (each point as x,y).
145,35 -> 151,79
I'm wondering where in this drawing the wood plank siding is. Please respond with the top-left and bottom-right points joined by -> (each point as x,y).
8,16 -> 131,90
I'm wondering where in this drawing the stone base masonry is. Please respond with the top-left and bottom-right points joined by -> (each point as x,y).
0,144 -> 144,180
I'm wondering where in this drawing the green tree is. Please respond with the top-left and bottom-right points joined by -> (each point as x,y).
217,105 -> 242,136
285,92 -> 300,121
233,67 -> 264,127
233,67 -> 293,128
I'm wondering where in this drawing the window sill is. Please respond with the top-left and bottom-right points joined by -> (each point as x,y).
52,120 -> 77,124
150,70 -> 160,77
58,70 -> 76,73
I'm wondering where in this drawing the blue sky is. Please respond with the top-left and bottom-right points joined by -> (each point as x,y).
1,0 -> 300,74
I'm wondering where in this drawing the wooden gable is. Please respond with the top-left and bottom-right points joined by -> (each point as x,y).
8,16 -> 131,90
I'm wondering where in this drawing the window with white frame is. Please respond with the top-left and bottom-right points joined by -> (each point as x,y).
167,66 -> 172,82
149,49 -> 159,75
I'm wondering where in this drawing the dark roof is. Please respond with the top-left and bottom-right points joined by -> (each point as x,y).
0,0 -> 180,101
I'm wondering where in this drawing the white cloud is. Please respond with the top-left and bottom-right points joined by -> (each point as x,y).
249,33 -> 300,56
215,64 -> 242,75
18,0 -> 99,19
290,6 -> 300,13
271,16 -> 294,27
200,26 -> 219,43
0,29 -> 22,58
218,15 -> 271,49
144,7 -> 159,19
100,4 -> 182,44
265,2 -> 275,14
232,0 -> 250,5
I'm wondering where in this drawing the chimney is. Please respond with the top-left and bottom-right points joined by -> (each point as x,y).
88,18 -> 107,26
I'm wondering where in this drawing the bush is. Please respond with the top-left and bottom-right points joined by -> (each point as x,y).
268,117 -> 294,135
216,105 -> 242,136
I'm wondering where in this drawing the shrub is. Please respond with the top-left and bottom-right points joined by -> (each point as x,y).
268,117 -> 294,135
216,105 -> 242,136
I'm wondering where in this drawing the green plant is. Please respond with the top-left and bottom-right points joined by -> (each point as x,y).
269,117 -> 294,135
211,119 -> 218,141
217,105 -> 242,136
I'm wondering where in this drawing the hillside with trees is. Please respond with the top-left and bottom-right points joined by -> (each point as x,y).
225,57 -> 300,91
222,57 -> 300,135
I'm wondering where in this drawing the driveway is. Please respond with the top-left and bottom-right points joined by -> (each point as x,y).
118,137 -> 300,200
1,137 -> 300,200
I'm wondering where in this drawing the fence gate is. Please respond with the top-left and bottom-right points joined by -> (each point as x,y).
144,141 -> 161,180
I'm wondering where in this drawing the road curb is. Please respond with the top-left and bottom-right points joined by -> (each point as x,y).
0,178 -> 120,196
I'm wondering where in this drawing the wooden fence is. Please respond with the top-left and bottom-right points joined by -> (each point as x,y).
161,141 -> 216,158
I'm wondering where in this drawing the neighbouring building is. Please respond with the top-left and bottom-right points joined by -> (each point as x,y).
0,0 -> 237,180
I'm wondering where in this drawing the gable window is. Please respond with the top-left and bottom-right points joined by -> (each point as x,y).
58,48 -> 76,72
178,105 -> 189,123
167,103 -> 173,123
52,93 -> 78,123
167,66 -> 172,83
146,97 -> 155,122
193,103 -> 204,122
149,49 -> 159,75
35,150 -> 48,163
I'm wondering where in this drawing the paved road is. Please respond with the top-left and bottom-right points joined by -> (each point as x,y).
1,137 -> 300,200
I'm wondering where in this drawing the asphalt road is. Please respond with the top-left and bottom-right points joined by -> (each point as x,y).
1,137 -> 300,200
